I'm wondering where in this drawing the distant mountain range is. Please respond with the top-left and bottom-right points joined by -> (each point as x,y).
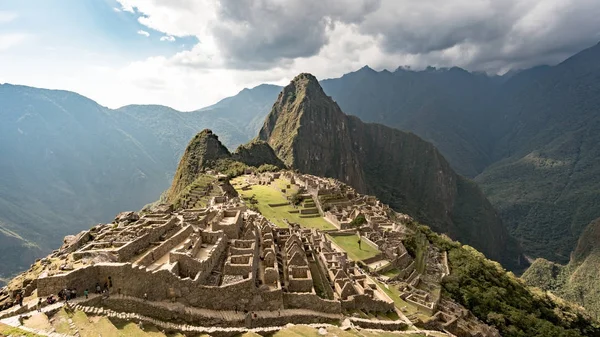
2,41 -> 600,281
0,83 -> 280,280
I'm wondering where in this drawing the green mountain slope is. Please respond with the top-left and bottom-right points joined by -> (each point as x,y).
476,42 -> 600,263
0,84 -> 174,280
522,218 -> 600,320
259,73 -> 525,271
0,83 -> 280,280
320,66 -> 498,177
166,129 -> 284,204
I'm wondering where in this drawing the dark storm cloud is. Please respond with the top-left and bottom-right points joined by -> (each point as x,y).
209,0 -> 381,69
205,0 -> 600,72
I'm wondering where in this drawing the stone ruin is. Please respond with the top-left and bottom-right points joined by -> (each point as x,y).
0,171 -> 500,336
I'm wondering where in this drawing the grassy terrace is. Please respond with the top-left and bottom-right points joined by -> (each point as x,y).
327,234 -> 380,261
372,279 -> 432,322
231,176 -> 335,230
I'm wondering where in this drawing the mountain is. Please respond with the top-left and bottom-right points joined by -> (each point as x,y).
259,73 -> 525,271
476,41 -> 600,263
0,83 -> 280,281
0,84 -> 174,281
164,114 -> 598,337
3,41 -> 600,281
320,66 -> 498,177
166,129 -> 284,203
522,217 -> 600,319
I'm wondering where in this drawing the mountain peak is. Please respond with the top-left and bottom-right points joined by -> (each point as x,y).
258,73 -> 349,167
166,129 -> 231,202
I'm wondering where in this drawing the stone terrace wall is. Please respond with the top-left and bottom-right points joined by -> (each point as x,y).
349,317 -> 408,331
282,293 -> 341,314
87,296 -> 246,327
137,226 -> 194,266
38,263 -> 281,311
170,236 -> 227,282
202,230 -> 224,244
342,294 -> 394,313
116,218 -> 178,262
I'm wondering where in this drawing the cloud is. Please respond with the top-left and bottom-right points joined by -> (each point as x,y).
160,35 -> 175,42
137,30 -> 150,37
0,11 -> 17,24
116,0 -> 600,74
113,7 -> 122,12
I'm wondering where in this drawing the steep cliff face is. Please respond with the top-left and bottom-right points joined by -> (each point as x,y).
259,74 -> 524,270
166,129 -> 232,201
259,74 -> 366,189
232,140 -> 285,169
167,129 -> 285,203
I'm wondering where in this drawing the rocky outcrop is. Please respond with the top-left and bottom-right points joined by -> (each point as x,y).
167,129 -> 232,200
259,73 -> 525,271
233,140 -> 285,169
167,129 -> 284,202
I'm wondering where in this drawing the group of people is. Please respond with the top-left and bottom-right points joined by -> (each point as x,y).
58,288 -> 78,301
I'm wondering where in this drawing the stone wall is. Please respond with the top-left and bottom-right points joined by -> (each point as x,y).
171,236 -> 227,282
282,293 -> 341,314
348,317 -> 408,331
137,226 -> 193,266
224,254 -> 253,276
116,218 -> 178,262
201,231 -> 223,244
362,254 -> 385,265
341,294 -> 394,313
38,263 -> 281,311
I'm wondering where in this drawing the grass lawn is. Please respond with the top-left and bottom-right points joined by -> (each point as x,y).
232,177 -> 335,230
328,234 -> 380,261
382,268 -> 401,278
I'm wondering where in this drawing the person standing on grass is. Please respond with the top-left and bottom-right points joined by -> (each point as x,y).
357,235 -> 362,250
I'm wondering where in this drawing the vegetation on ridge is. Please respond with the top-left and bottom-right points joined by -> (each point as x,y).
408,223 -> 600,337
522,218 -> 600,320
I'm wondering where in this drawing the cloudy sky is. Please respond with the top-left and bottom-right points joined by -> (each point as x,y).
1,0 -> 599,110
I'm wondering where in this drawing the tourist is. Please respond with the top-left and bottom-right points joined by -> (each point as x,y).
143,293 -> 148,301
117,288 -> 122,297
15,293 -> 22,307
37,298 -> 42,312
95,283 -> 101,294
71,288 -> 77,299
84,289 -> 89,299
358,237 -> 362,250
